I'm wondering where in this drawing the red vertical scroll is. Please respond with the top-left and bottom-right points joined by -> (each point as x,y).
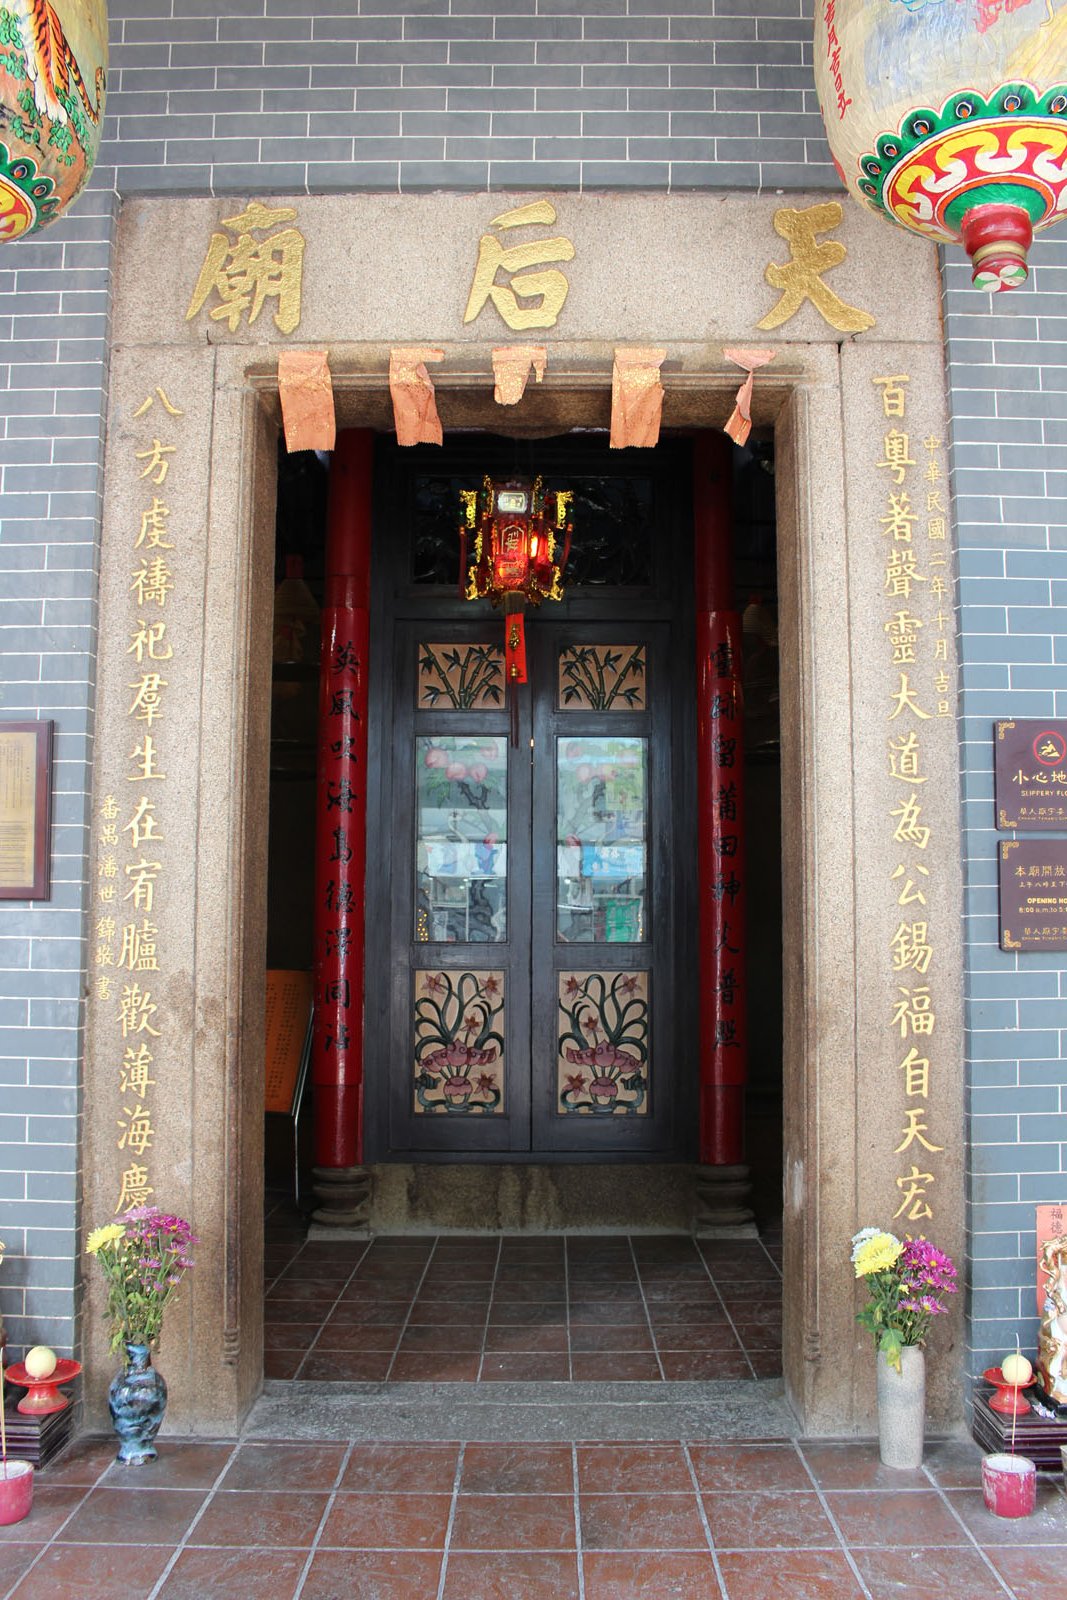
693,432 -> 748,1166
312,429 -> 373,1170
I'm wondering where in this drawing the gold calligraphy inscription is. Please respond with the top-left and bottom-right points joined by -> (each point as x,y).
463,200 -> 575,331
757,201 -> 876,333
186,202 -> 305,334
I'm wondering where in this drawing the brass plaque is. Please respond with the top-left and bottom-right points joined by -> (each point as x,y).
0,722 -> 52,899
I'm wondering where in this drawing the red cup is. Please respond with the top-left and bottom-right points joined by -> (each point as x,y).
982,1452 -> 1036,1518
0,1460 -> 34,1525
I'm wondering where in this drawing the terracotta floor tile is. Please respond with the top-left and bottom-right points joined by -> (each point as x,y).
324,1302 -> 409,1325
301,1547 -> 443,1600
264,1322 -> 322,1351
484,1323 -> 569,1353
340,1443 -> 461,1494
799,1441 -> 926,1491
450,1492 -> 576,1551
157,1545 -> 307,1600
190,1489 -> 330,1548
219,1442 -> 346,1492
920,1438 -> 990,1489
689,1443 -> 810,1492
747,1350 -> 784,1377
649,1323 -> 742,1352
7,1541 -> 174,1600
100,1442 -> 234,1491
701,1490 -> 837,1550
579,1493 -> 709,1551
645,1303 -> 729,1325
582,1550 -> 723,1599
577,1444 -> 692,1494
853,1545 -> 1014,1600
0,1545 -> 40,1593
388,1352 -> 482,1382
55,1486 -> 206,1545
569,1325 -> 654,1353
569,1299 -> 650,1325
408,1302 -> 494,1328
493,1281 -> 570,1303
489,1302 -> 568,1326
825,1488 -> 967,1547
658,1351 -> 751,1381
441,1550 -> 580,1599
946,1485 -> 1067,1545
313,1321 -> 402,1352
986,1543 -> 1067,1598
461,1444 -> 574,1495
0,1485 -> 87,1544
715,1549 -> 865,1599
727,1323 -> 785,1350
396,1322 -> 486,1353
297,1350 -> 394,1382
571,1352 -> 662,1382
480,1353 -> 571,1382
320,1491 -> 452,1550
36,1436 -> 115,1487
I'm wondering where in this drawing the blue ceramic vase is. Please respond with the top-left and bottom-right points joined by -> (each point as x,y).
108,1342 -> 167,1464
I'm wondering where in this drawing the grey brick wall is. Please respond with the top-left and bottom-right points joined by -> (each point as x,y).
0,1 -> 1062,1391
943,233 -> 1067,1377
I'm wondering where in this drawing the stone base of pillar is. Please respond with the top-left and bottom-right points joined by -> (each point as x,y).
309,1164 -> 372,1231
691,1164 -> 758,1238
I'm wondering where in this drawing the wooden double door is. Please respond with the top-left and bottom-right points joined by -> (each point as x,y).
366,440 -> 696,1161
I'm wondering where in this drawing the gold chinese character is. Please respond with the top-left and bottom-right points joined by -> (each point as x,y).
891,861 -> 930,905
94,944 -> 113,968
889,920 -> 933,975
927,491 -> 946,515
133,388 -> 184,418
923,435 -> 942,452
890,793 -> 931,850
119,1043 -> 156,1100
128,734 -> 166,782
128,674 -> 167,726
115,1163 -> 154,1212
930,576 -> 949,601
118,919 -> 160,973
117,1104 -> 155,1157
884,547 -> 925,599
891,986 -> 935,1039
873,374 -> 909,418
897,1046 -> 931,1098
888,730 -> 927,785
117,982 -> 161,1039
924,458 -> 941,482
98,854 -> 117,880
96,916 -> 116,942
100,794 -> 119,821
888,673 -> 932,723
123,797 -> 163,850
135,439 -> 176,486
100,822 -> 118,846
127,619 -> 173,664
98,883 -> 117,905
186,202 -> 305,334
894,1107 -> 943,1155
881,490 -> 917,543
928,518 -> 946,541
757,201 -> 875,333
124,857 -> 162,914
95,973 -> 113,1000
135,498 -> 174,551
463,199 -> 575,331
893,1165 -> 934,1222
130,557 -> 174,609
934,670 -> 950,696
877,429 -> 916,486
884,611 -> 923,665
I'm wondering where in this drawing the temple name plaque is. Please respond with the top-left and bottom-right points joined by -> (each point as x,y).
0,722 -> 53,900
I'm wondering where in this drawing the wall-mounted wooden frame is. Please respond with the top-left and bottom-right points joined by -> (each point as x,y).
0,721 -> 53,900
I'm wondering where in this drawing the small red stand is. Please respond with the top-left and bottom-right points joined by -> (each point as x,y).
982,1366 -> 1034,1416
3,1359 -> 81,1415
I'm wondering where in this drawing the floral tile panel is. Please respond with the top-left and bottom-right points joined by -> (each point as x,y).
558,645 -> 646,711
558,971 -> 649,1115
414,969 -> 505,1115
418,643 -> 505,709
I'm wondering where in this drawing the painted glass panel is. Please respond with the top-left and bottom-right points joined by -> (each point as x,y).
417,642 -> 505,709
416,735 -> 507,943
557,971 -> 649,1116
557,737 -> 646,943
558,644 -> 647,711
414,969 -> 504,1115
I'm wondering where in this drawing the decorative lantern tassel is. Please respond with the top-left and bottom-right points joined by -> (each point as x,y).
505,599 -> 527,747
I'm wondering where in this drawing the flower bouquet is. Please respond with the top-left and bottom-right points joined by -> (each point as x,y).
851,1227 -> 957,1370
86,1208 -> 196,1465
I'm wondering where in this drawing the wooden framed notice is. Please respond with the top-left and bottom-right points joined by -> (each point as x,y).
265,969 -> 314,1115
999,839 -> 1067,951
0,721 -> 53,900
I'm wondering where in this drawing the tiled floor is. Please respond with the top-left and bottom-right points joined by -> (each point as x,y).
3,1435 -> 1065,1599
263,1205 -> 784,1385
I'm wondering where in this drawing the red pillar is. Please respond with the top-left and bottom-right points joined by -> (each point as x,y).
693,432 -> 751,1218
310,429 -> 373,1226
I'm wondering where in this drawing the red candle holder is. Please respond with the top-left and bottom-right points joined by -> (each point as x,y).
3,1358 -> 81,1415
982,1366 -> 1035,1415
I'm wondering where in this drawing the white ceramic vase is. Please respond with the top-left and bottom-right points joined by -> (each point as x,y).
876,1345 -> 925,1470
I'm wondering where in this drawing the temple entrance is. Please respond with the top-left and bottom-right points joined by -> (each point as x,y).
370,437 -> 698,1161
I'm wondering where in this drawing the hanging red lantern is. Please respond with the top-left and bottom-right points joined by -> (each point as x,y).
814,3 -> 1067,291
459,475 -> 571,695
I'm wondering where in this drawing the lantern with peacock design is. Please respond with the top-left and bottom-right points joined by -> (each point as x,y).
814,0 -> 1067,291
0,1 -> 108,242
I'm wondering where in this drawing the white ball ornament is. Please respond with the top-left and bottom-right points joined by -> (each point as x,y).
1001,1352 -> 1032,1386
23,1345 -> 58,1380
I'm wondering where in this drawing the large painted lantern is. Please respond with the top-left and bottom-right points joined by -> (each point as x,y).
815,0 -> 1067,291
0,2 -> 108,241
